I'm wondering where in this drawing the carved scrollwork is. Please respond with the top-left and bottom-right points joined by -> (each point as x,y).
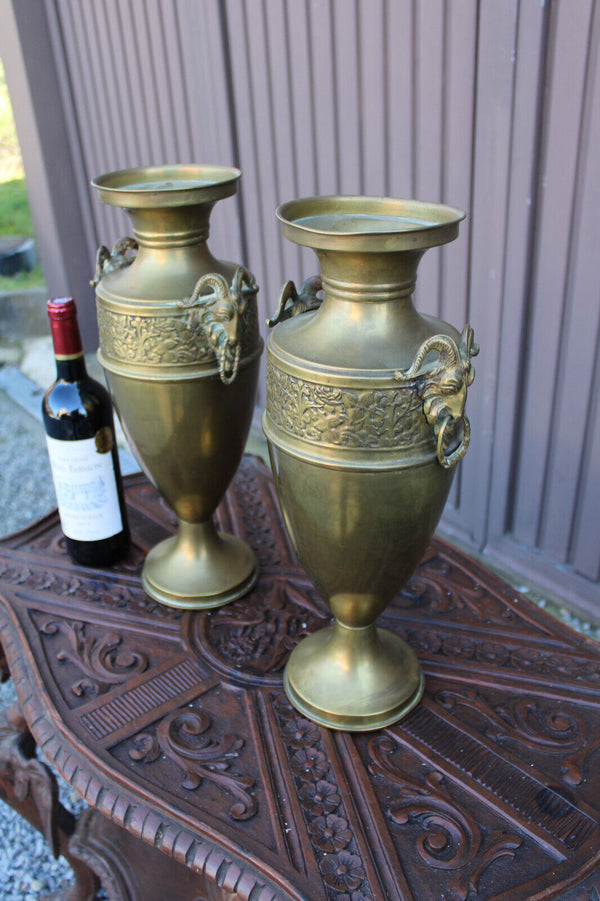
179,266 -> 258,384
368,734 -> 521,900
436,688 -> 598,787
401,622 -> 600,685
398,549 -> 492,620
129,705 -> 257,821
40,619 -> 148,697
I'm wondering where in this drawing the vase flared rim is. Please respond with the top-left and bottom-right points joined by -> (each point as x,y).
276,195 -> 465,251
91,164 -> 241,208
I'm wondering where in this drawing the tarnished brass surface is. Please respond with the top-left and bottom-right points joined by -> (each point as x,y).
263,195 -> 477,731
283,623 -> 425,731
93,164 -> 263,608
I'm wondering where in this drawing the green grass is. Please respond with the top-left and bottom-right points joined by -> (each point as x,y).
0,178 -> 35,236
0,58 -> 45,292
0,180 -> 45,290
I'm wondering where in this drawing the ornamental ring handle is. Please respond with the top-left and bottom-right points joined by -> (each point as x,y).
399,325 -> 479,470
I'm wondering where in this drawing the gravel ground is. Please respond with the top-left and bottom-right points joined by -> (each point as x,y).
0,387 -> 106,898
0,679 -> 93,900
0,389 -> 56,537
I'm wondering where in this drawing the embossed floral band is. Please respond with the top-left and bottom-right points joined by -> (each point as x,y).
263,194 -> 477,731
92,165 -> 263,611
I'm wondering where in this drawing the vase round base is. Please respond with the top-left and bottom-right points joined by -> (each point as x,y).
283,621 -> 424,732
141,518 -> 258,610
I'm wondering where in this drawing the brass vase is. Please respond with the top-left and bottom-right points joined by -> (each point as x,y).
263,195 -> 478,731
92,165 -> 263,609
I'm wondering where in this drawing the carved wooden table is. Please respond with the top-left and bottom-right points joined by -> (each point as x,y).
1,457 -> 600,901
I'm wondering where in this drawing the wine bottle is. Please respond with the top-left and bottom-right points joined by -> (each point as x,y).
42,297 -> 130,566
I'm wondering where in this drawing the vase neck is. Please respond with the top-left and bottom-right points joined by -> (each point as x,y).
317,248 -> 425,303
127,202 -> 215,249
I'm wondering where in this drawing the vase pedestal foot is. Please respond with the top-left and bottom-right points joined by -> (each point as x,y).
141,518 -> 258,610
283,621 -> 424,731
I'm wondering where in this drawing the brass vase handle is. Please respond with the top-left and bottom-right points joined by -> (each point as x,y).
267,276 -> 323,326
401,325 -> 479,470
90,236 -> 138,287
179,267 -> 258,385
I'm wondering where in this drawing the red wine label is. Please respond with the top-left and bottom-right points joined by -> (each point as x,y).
45,433 -> 123,541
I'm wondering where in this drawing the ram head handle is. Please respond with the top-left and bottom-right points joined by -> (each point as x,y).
91,236 -> 138,287
401,325 -> 479,469
267,275 -> 323,327
179,267 -> 257,385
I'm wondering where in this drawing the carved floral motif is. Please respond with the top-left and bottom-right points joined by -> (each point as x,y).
266,361 -> 430,451
227,461 -> 289,568
40,619 -> 149,697
298,779 -> 341,815
196,577 -> 330,683
368,734 -> 521,900
309,814 -> 353,852
273,693 -> 374,899
129,705 -> 257,821
321,852 -> 366,893
97,297 -> 259,368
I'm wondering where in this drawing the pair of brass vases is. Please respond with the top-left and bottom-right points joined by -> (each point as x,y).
92,165 -> 477,732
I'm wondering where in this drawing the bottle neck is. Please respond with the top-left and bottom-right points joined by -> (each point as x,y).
54,354 -> 88,382
48,300 -> 88,381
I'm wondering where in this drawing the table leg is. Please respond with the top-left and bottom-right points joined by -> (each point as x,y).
0,701 -> 100,900
67,807 -> 222,901
0,699 -> 227,901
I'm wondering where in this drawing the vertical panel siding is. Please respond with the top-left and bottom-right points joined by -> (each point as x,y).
52,0 -> 244,273
333,0 -> 361,193
486,0 -> 548,544
176,0 -> 243,261
412,0 -> 445,321
6,0 -> 600,606
512,0 -> 595,549
458,0 -> 519,546
434,1 -> 478,515
538,3 -> 600,575
572,358 -> 600,581
358,0 -> 386,197
385,0 -> 414,199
